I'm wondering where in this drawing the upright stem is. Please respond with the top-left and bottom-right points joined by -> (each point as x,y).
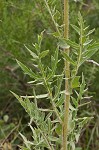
62,0 -> 70,150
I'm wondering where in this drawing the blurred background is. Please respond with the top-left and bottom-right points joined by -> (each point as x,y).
0,0 -> 99,149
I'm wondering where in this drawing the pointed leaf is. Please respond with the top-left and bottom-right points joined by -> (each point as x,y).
71,24 -> 80,35
86,28 -> 95,36
80,48 -> 98,65
61,51 -> 76,65
16,60 -> 39,79
66,39 -> 79,50
25,45 -> 38,59
39,50 -> 49,58
58,39 -> 70,49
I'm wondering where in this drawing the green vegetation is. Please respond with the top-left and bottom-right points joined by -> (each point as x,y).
0,0 -> 99,150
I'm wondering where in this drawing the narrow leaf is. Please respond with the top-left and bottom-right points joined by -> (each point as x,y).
71,24 -> 80,35
58,39 -> 70,49
25,45 -> 38,59
80,49 -> 98,65
39,50 -> 49,58
66,39 -> 79,50
16,60 -> 39,79
86,28 -> 95,36
61,51 -> 76,65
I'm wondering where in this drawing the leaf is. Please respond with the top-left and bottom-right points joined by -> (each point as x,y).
47,48 -> 59,79
71,24 -> 80,35
83,39 -> 93,46
65,39 -> 79,50
54,75 -> 64,101
19,146 -> 30,150
68,113 -> 75,133
39,50 -> 49,58
80,48 -> 98,65
71,96 -> 78,108
78,12 -> 83,25
38,32 -> 43,45
69,102 -> 76,111
16,60 -> 39,79
11,91 -> 23,102
71,76 -> 80,88
56,94 -> 64,107
61,51 -> 76,65
88,42 -> 99,50
55,124 -> 62,135
52,32 -> 61,38
11,91 -> 27,111
48,136 -> 59,142
58,39 -> 70,49
25,45 -> 38,59
33,43 -> 40,52
20,133 -> 32,150
21,93 -> 48,99
86,28 -> 95,36
77,74 -> 85,102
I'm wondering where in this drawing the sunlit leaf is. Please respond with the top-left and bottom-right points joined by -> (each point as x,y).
39,50 -> 49,58
61,51 -> 76,65
71,76 -> 80,88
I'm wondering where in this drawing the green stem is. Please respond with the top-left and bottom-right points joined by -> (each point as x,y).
62,0 -> 70,150
39,60 -> 62,124
38,127 -> 54,150
43,0 -> 61,35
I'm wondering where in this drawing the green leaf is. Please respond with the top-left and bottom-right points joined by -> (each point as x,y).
11,91 -> 26,109
71,76 -> 80,88
47,48 -> 59,79
39,50 -> 49,58
56,94 -> 64,107
77,74 -> 85,102
71,96 -> 78,108
58,39 -> 70,49
19,146 -> 30,150
55,124 -> 62,135
16,60 -> 39,79
83,39 -> 93,46
33,43 -> 40,52
88,42 -> 99,50
20,133 -> 32,150
52,32 -> 60,37
10,91 -> 22,102
86,28 -> 95,36
25,45 -> 38,59
53,75 -> 64,102
78,12 -> 83,25
61,51 -> 76,65
65,39 -> 79,50
80,48 -> 98,65
69,102 -> 76,111
71,24 -> 80,35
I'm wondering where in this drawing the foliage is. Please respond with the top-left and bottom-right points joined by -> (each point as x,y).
12,7 -> 99,149
0,0 -> 99,149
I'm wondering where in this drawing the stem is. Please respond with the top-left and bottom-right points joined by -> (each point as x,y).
38,127 -> 54,150
62,0 -> 70,150
43,0 -> 61,35
39,61 -> 62,124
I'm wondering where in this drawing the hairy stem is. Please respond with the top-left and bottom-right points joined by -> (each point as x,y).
62,0 -> 70,150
